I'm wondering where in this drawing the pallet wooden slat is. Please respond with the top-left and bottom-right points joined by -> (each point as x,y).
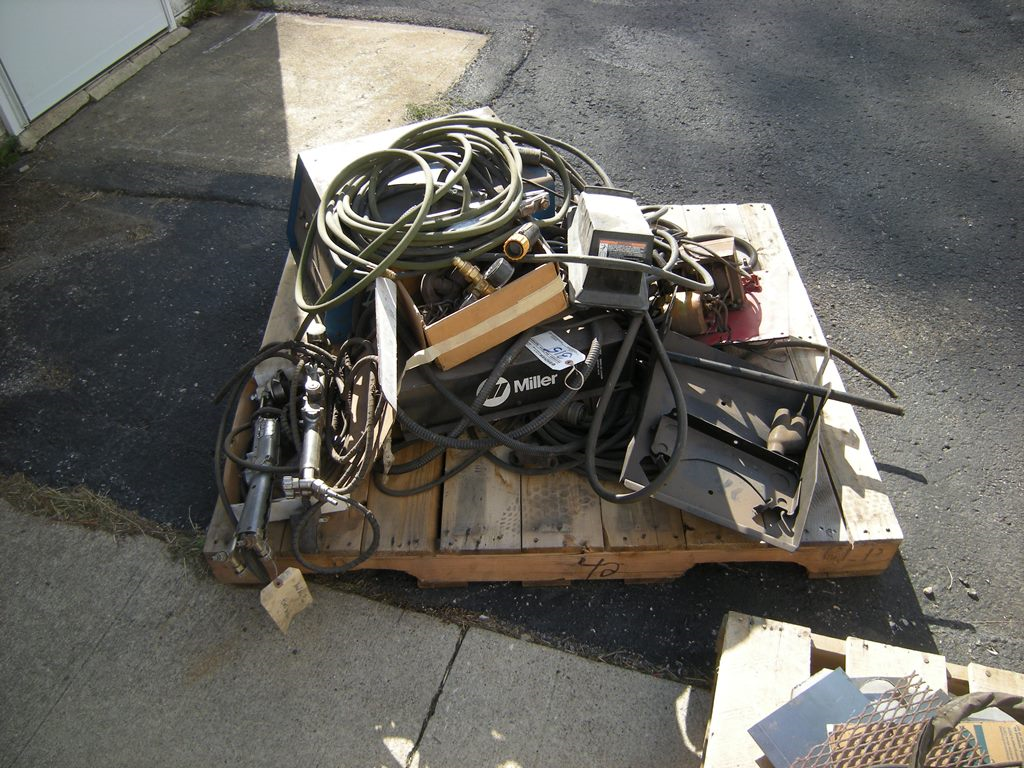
317,507 -> 366,555
968,662 -> 1024,695
680,510 -> 759,549
600,495 -> 689,551
440,448 -> 521,552
522,471 -> 603,552
308,479 -> 371,556
366,443 -> 442,554
272,478 -> 377,562
844,636 -> 948,693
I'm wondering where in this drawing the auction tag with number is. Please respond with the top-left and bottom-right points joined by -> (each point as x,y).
260,567 -> 313,633
526,331 -> 586,371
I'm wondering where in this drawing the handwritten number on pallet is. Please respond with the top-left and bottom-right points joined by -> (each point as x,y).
578,556 -> 621,579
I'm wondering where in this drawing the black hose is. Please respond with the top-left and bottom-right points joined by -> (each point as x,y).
584,312 -> 688,503
730,338 -> 899,399
383,317 -> 553,475
374,447 -> 487,497
213,372 -> 247,526
289,498 -> 381,576
666,349 -> 904,416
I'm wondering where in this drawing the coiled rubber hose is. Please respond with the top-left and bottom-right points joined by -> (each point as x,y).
295,115 -> 611,315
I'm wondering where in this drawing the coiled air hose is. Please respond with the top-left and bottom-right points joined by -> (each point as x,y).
294,115 -> 611,318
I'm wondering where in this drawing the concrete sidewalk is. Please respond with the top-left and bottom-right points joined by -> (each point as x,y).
0,11 -> 709,767
0,502 -> 709,767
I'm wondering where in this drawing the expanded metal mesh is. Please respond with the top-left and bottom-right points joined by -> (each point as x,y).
790,674 -> 987,768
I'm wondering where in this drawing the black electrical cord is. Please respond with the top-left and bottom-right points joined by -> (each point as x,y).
374,444 -> 493,498
289,497 -> 381,576
377,311 -> 572,479
502,389 -> 640,478
213,372 -> 248,526
584,312 -> 689,503
387,393 -> 634,479
214,340 -> 336,404
728,338 -> 899,399
373,407 -> 635,497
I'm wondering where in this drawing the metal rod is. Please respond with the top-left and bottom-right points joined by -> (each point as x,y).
665,351 -> 905,416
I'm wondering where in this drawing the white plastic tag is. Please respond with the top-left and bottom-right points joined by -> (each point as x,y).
526,331 -> 585,371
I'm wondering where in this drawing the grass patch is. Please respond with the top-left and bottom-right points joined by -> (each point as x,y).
0,473 -> 207,572
182,0 -> 269,26
1,135 -> 22,171
404,97 -> 459,123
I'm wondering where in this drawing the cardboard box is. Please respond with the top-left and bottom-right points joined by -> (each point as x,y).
962,721 -> 1024,762
422,263 -> 569,370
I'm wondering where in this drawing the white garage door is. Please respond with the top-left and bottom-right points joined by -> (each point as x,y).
0,0 -> 173,127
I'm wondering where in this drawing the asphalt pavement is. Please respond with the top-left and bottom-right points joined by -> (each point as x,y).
0,0 -> 1021,718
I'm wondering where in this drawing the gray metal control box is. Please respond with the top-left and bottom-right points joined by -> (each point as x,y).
567,187 -> 654,311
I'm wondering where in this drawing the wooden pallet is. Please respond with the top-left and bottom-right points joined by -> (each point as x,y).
702,611 -> 1024,768
204,202 -> 903,586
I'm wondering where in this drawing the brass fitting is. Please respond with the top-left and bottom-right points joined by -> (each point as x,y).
451,257 -> 496,298
503,221 -> 542,261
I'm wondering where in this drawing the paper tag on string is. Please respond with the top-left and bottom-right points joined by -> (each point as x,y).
525,331 -> 585,371
260,567 -> 312,633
